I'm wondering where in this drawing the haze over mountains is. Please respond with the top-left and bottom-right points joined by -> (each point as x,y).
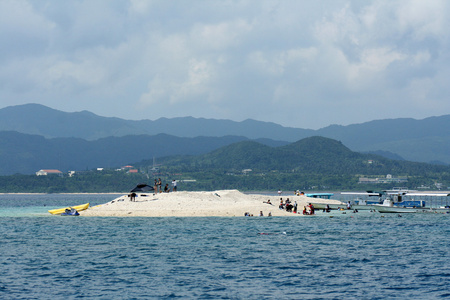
0,103 -> 449,175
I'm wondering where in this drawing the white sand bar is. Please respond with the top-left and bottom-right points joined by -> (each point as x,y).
80,190 -> 344,217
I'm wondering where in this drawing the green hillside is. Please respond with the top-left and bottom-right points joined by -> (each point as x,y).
0,131 -> 283,175
156,136 -> 448,175
1,136 -> 449,193
135,136 -> 450,191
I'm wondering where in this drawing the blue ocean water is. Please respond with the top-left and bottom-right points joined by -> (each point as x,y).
1,194 -> 449,299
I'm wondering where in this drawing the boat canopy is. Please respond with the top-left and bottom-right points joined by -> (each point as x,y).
341,192 -> 382,197
404,193 -> 450,197
305,193 -> 334,199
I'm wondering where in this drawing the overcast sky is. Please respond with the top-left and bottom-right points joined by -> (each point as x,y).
1,0 -> 449,129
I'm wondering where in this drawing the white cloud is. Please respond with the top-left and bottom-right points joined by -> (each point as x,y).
0,0 -> 56,59
396,0 -> 447,40
139,58 -> 217,107
248,47 -> 318,77
190,19 -> 252,51
347,47 -> 406,85
1,0 -> 450,129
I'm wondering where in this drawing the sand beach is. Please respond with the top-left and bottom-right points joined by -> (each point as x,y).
80,190 -> 344,217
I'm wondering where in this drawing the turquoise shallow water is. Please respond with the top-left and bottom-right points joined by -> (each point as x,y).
1,194 -> 450,299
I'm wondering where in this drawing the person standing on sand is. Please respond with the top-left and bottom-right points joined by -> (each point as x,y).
154,179 -> 158,193
158,178 -> 162,193
130,192 -> 136,202
172,179 -> 177,192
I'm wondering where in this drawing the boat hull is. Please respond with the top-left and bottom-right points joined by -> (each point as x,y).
48,203 -> 90,215
373,205 -> 450,213
311,203 -> 375,211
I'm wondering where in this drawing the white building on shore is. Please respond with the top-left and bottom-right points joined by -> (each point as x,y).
36,169 -> 63,176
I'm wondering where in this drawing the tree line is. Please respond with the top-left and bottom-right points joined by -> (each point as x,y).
1,168 -> 448,193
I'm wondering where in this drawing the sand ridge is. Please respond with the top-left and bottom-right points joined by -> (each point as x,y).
80,190 -> 344,217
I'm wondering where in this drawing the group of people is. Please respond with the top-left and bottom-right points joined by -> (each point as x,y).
302,203 -> 315,215
244,211 -> 272,217
154,178 -> 177,193
277,198 -> 316,215
278,198 -> 298,213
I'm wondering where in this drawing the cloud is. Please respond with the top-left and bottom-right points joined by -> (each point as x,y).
139,58 -> 216,106
1,0 -> 450,129
396,0 -> 447,39
0,0 -> 56,59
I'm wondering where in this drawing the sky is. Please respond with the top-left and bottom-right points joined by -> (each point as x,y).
1,0 -> 449,129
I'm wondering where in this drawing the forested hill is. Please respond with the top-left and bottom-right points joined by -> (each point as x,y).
0,131 -> 285,175
1,136 -> 449,193
154,136 -> 450,176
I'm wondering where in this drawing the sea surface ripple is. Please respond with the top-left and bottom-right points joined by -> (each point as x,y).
1,194 -> 449,299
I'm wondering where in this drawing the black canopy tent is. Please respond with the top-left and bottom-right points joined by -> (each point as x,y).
130,183 -> 154,193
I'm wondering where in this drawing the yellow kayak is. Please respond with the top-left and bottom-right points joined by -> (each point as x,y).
48,203 -> 90,215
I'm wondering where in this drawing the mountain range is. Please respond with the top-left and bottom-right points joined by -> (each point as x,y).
0,103 -> 449,175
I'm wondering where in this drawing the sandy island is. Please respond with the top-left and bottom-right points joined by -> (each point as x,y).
80,190 -> 344,217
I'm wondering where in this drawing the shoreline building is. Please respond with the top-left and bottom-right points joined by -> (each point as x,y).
36,169 -> 63,176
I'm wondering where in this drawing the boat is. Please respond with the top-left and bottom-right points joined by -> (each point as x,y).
373,192 -> 450,213
305,193 -> 334,199
336,191 -> 385,210
341,192 -> 383,205
61,208 -> 80,216
372,201 -> 450,213
304,193 -> 352,211
48,203 -> 90,215
308,192 -> 380,211
373,206 -> 449,213
309,190 -> 450,213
